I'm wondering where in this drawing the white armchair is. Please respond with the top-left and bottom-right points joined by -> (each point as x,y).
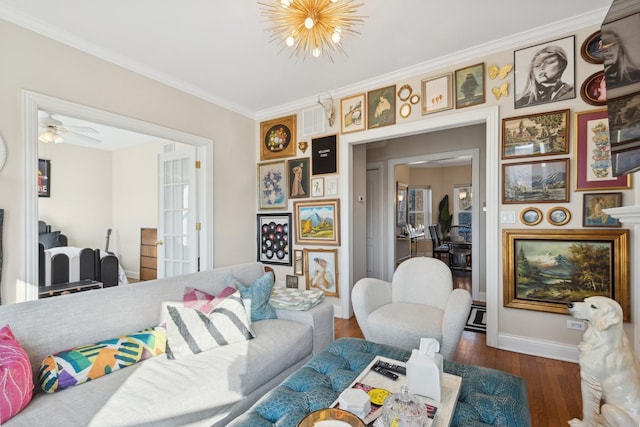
352,257 -> 472,359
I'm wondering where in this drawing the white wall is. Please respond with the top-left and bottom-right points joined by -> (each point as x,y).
0,19 -> 255,303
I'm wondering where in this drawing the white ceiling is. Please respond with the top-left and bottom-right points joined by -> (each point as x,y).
1,0 -> 612,121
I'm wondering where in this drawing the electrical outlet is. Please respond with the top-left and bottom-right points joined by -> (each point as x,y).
566,320 -> 585,331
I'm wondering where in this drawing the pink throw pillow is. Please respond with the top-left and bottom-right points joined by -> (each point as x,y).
0,325 -> 33,423
183,286 -> 236,314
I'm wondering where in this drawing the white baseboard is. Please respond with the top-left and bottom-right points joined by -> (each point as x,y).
498,332 -> 579,363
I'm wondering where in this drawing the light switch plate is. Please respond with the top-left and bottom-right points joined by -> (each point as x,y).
500,211 -> 516,224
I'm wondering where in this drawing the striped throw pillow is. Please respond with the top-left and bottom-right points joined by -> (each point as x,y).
0,325 -> 33,423
165,290 -> 254,359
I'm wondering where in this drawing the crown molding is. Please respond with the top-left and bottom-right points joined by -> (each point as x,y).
256,7 -> 609,120
2,5 -> 609,121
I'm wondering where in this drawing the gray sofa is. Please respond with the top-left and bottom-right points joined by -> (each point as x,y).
0,262 -> 334,426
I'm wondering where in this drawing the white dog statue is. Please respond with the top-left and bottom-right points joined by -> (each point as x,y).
567,296 -> 640,427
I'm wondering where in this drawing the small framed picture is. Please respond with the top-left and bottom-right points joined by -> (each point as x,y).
38,159 -> 51,198
260,115 -> 297,161
311,177 -> 324,197
256,213 -> 291,265
421,73 -> 453,115
583,192 -> 622,227
520,207 -> 543,226
514,35 -> 575,109
573,109 -> 631,191
258,161 -> 287,210
287,158 -> 310,199
580,31 -> 603,64
325,175 -> 338,196
367,85 -> 396,129
285,274 -> 299,288
304,248 -> 339,297
546,206 -> 571,226
502,109 -> 570,159
340,93 -> 366,134
293,249 -> 304,275
311,134 -> 338,176
454,63 -> 485,109
502,158 -> 570,204
580,71 -> 607,106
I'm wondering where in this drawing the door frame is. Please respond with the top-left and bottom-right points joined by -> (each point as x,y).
22,90 -> 214,301
341,106 -> 499,348
365,162 -> 384,280
386,149 -> 480,299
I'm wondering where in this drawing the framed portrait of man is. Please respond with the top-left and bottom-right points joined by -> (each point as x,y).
514,35 -> 576,109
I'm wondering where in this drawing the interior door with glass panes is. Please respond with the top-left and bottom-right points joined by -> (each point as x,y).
157,147 -> 199,278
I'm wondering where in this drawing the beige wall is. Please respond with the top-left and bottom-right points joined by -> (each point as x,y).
0,19 -> 255,303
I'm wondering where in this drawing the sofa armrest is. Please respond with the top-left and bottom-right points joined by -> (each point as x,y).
275,301 -> 334,355
440,288 -> 472,359
352,278 -> 392,340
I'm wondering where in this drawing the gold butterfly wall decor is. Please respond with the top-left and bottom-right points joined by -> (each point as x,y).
492,82 -> 509,100
488,64 -> 513,80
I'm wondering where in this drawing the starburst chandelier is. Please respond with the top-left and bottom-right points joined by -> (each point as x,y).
258,0 -> 365,62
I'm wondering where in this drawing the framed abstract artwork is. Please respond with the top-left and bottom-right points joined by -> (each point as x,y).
503,228 -> 629,320
260,115 -> 297,161
256,213 -> 291,266
258,161 -> 287,210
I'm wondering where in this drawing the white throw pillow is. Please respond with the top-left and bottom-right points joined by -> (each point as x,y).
165,290 -> 254,359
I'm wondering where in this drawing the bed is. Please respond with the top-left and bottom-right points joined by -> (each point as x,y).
38,221 -> 127,297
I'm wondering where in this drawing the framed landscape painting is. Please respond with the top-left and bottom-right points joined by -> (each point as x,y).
502,109 -> 570,159
293,199 -> 340,245
503,229 -> 630,320
502,158 -> 570,204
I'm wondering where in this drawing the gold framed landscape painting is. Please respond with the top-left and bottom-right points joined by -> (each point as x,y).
260,115 -> 297,161
293,199 -> 340,245
503,228 -> 630,320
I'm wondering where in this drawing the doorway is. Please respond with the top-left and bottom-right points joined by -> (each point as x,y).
22,90 -> 214,301
342,107 -> 500,348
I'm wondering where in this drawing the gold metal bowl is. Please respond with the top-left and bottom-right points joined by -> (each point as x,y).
297,408 -> 366,427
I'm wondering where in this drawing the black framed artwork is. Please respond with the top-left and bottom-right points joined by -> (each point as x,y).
257,213 -> 292,266
38,159 -> 51,198
311,134 -> 338,175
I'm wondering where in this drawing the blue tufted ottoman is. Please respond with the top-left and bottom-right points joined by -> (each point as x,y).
229,338 -> 531,427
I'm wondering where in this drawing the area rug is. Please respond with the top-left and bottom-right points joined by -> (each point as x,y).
465,303 -> 486,333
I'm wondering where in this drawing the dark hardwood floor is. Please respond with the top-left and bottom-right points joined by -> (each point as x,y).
336,271 -> 583,426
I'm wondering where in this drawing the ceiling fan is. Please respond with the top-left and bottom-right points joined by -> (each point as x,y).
38,113 -> 101,144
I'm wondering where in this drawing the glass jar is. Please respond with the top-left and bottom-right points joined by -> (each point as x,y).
380,385 -> 427,427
